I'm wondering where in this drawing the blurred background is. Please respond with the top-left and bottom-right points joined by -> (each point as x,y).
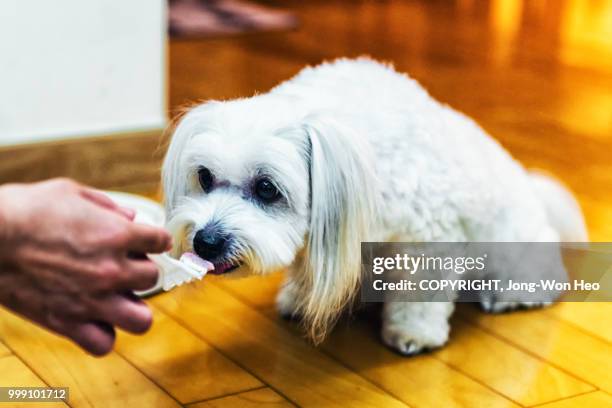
0,1 -> 611,407
1,0 -> 611,237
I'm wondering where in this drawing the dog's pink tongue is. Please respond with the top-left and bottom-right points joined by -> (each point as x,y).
209,262 -> 233,275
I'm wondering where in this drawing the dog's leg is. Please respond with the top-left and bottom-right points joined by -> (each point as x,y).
382,301 -> 454,356
276,277 -> 301,319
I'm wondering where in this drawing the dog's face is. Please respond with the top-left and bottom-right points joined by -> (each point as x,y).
163,97 -> 378,340
163,100 -> 310,276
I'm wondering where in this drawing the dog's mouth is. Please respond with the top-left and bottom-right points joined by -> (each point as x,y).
209,261 -> 242,275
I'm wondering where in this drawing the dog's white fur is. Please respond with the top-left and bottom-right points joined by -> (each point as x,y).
162,58 -> 587,354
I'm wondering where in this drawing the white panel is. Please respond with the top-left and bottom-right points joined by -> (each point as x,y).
0,0 -> 167,145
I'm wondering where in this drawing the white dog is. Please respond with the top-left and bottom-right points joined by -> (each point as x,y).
162,58 -> 587,355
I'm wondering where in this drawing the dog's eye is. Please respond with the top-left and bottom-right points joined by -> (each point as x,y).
198,167 -> 213,192
254,178 -> 280,203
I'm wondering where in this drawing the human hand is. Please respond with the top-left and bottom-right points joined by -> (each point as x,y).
0,179 -> 171,355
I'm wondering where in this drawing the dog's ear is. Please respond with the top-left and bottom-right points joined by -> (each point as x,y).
162,102 -> 220,217
162,123 -> 189,217
298,115 -> 378,343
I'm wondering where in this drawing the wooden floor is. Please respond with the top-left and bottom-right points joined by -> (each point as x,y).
1,0 -> 612,407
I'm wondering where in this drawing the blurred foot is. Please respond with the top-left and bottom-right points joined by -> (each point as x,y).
169,0 -> 298,38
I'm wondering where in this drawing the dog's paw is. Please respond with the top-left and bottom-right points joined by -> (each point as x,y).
479,298 -> 553,314
381,322 -> 449,356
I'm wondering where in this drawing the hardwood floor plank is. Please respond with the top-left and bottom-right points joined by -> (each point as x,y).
0,341 -> 11,358
213,273 -> 284,310
0,309 -> 180,408
576,197 -> 612,241
116,306 -> 262,404
152,283 -> 406,407
544,303 -> 612,343
0,356 -> 67,408
320,318 -> 519,408
533,391 -> 612,408
188,388 -> 293,408
436,318 -> 594,406
458,306 -> 612,393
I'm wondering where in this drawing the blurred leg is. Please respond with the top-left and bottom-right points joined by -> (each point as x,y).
169,0 -> 297,38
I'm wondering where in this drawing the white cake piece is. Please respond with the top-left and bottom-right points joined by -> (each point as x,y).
148,252 -> 214,291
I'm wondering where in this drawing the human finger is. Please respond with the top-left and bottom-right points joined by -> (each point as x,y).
115,259 -> 160,291
47,314 -> 116,356
126,223 -> 172,254
80,188 -> 135,220
90,294 -> 153,334
72,321 -> 116,356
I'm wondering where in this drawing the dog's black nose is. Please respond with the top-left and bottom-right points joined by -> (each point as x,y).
193,228 -> 227,260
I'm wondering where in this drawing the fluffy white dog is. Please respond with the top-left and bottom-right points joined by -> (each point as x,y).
162,58 -> 587,355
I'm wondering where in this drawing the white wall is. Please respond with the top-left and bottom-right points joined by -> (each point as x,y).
0,0 -> 167,146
